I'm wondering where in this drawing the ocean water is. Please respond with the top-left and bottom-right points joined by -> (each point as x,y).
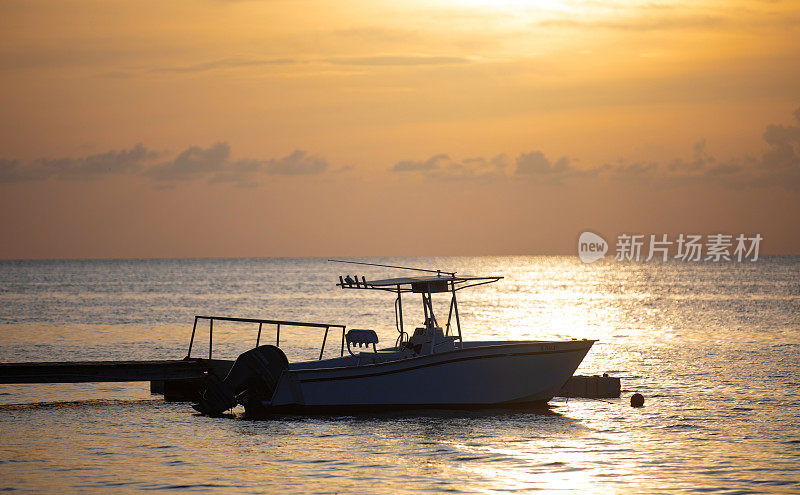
0,256 -> 798,493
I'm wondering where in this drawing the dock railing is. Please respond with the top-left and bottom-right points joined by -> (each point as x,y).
186,316 -> 347,361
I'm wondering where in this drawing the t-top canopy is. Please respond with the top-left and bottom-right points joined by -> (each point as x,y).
337,274 -> 502,293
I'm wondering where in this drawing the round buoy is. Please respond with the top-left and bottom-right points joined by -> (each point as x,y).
630,393 -> 645,408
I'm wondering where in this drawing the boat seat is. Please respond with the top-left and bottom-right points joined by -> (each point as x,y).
346,329 -> 378,356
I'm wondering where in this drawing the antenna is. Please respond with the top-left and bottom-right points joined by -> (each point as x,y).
327,259 -> 455,276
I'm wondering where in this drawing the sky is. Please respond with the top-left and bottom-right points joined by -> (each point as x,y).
1,0 -> 799,258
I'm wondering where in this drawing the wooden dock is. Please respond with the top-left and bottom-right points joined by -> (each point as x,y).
0,359 -> 233,384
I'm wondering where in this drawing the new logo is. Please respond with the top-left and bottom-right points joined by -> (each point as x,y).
578,231 -> 608,263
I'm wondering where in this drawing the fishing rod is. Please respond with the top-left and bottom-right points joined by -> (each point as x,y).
327,259 -> 455,276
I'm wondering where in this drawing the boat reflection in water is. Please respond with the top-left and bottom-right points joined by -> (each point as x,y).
192,261 -> 595,416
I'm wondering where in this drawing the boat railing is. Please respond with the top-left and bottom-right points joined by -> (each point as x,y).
185,315 -> 347,361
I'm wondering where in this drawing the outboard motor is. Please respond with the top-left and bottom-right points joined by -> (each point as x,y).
192,345 -> 289,416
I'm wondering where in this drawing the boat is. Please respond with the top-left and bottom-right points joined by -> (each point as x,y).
191,261 -> 595,416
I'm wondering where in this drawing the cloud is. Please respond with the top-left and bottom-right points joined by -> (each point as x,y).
0,144 -> 157,183
514,151 -> 595,184
529,6 -> 800,33
327,56 -> 470,66
390,150 -> 582,183
128,55 -> 470,77
1,143 -> 331,187
386,108 -> 800,191
392,154 -> 450,172
330,27 -> 418,44
758,108 -> 800,188
146,142 -> 231,181
603,109 -> 800,191
146,145 -> 329,184
532,15 -> 726,32
151,58 -> 298,73
264,150 -> 328,175
391,153 -> 510,181
3,110 -> 799,191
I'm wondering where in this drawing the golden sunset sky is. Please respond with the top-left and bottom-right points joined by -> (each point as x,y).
1,0 -> 799,258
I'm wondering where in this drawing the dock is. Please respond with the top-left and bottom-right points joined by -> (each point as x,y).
0,359 -> 234,401
0,359 -> 233,384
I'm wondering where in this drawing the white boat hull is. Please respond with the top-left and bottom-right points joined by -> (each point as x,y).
255,339 -> 594,413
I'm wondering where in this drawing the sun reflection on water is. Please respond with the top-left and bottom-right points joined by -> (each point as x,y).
1,256 -> 798,493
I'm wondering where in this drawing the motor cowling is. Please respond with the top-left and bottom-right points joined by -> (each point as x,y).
192,345 -> 289,416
